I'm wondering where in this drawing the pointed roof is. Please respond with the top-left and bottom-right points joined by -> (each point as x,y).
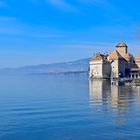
109,50 -> 122,60
116,41 -> 127,48
91,53 -> 104,61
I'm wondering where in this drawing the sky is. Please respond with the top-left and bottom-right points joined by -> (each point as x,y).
0,0 -> 140,67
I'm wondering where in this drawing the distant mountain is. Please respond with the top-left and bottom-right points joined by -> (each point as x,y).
0,58 -> 90,75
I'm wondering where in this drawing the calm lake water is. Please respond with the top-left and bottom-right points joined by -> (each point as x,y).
0,74 -> 140,140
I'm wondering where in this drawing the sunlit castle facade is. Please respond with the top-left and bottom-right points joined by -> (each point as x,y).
89,42 -> 140,79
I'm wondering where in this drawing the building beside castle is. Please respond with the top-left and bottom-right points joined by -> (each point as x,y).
89,42 -> 140,79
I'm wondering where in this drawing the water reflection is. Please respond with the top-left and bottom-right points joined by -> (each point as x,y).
89,79 -> 140,112
89,79 -> 140,129
89,79 -> 110,103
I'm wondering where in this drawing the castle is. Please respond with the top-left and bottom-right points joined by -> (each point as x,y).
89,42 -> 140,79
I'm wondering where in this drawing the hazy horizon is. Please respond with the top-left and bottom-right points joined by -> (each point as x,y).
0,57 -> 89,69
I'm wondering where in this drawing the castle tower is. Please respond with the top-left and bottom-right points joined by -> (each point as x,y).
89,53 -> 111,79
135,54 -> 140,68
109,50 -> 121,78
109,50 -> 126,78
116,41 -> 128,57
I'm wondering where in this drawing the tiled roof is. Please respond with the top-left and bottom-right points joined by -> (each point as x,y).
116,41 -> 127,48
136,54 -> 140,60
109,50 -> 122,60
91,53 -> 105,61
124,53 -> 132,60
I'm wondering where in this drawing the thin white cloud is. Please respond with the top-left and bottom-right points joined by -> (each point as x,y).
46,0 -> 77,11
76,0 -> 109,8
77,0 -> 106,4
47,0 -> 69,7
0,16 -> 64,39
46,0 -> 106,8
30,0 -> 107,11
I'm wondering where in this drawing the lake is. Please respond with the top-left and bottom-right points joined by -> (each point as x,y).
0,74 -> 140,140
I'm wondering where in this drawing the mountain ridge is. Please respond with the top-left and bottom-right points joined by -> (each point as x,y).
0,58 -> 90,75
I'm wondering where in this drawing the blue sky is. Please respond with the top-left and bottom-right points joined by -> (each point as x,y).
0,0 -> 140,67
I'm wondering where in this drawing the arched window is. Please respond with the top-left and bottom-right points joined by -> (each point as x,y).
132,74 -> 134,78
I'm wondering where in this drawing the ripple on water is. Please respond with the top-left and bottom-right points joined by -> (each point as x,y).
0,75 -> 140,140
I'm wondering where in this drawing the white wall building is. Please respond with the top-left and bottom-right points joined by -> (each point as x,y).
89,42 -> 140,79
